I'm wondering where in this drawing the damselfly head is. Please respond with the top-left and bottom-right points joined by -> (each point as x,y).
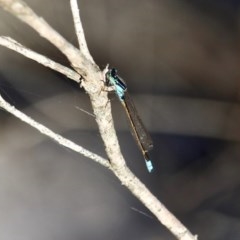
111,68 -> 118,78
106,68 -> 118,86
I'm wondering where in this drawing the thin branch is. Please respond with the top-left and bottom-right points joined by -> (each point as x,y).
0,0 -> 88,75
0,94 -> 110,168
112,167 -> 198,240
0,36 -> 81,83
70,0 -> 94,64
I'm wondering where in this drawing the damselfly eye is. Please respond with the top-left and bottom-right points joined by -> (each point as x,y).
111,68 -> 117,78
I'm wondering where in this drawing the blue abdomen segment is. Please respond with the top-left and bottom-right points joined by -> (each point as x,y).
145,160 -> 154,173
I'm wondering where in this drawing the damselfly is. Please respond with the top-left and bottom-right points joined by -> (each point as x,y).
105,68 -> 153,172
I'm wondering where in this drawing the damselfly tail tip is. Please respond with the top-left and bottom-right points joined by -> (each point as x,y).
145,160 -> 154,173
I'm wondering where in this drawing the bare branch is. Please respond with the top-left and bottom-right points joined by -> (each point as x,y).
112,167 -> 198,240
0,36 -> 81,83
0,0 -> 88,75
0,94 -> 110,168
70,0 -> 94,64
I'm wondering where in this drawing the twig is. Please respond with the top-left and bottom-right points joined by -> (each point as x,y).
70,0 -> 94,64
0,0 -> 88,75
0,94 -> 110,168
0,36 -> 81,83
112,165 -> 198,240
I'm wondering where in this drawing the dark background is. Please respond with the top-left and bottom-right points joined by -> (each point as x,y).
1,0 -> 240,239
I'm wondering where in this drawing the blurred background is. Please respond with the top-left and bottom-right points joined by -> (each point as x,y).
1,0 -> 240,239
